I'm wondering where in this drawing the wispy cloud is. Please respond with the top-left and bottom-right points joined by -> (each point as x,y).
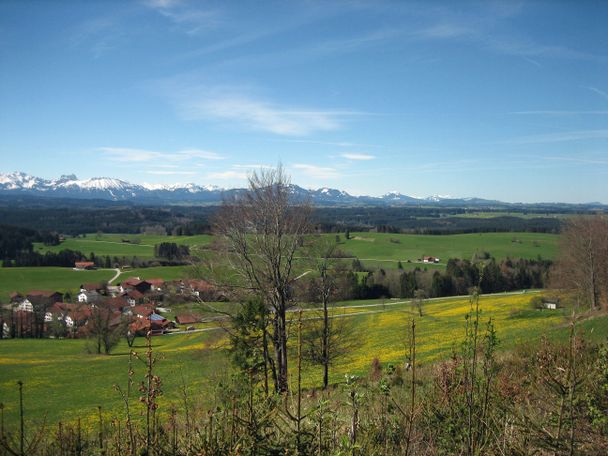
98,147 -> 224,162
508,130 -> 608,144
412,23 -> 474,40
272,139 -> 381,148
207,170 -> 248,180
146,170 -> 198,175
511,110 -> 608,116
232,164 -> 273,170
340,152 -> 376,161
409,7 -> 605,63
179,92 -> 359,136
143,0 -> 219,35
585,86 -> 608,102
540,155 -> 608,166
70,16 -> 128,58
292,164 -> 340,179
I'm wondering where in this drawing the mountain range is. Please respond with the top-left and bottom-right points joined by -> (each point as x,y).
0,171 -> 601,208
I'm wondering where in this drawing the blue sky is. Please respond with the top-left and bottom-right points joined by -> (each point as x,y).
0,0 -> 607,203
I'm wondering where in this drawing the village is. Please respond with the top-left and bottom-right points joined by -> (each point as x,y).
0,264 -> 222,339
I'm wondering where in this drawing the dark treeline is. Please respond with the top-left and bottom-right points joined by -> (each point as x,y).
314,209 -> 562,234
0,224 -> 59,258
0,197 -> 572,235
305,256 -> 552,302
3,249 -> 87,267
154,242 -> 190,260
0,200 -> 216,235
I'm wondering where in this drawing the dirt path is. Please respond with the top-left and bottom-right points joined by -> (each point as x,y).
107,268 -> 122,284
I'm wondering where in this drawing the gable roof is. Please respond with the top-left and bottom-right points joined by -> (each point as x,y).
175,314 -> 199,325
81,283 -> 102,292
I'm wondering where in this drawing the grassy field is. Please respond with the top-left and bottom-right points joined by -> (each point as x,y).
33,233 -> 214,258
457,212 -> 569,220
1,291 -> 602,428
0,267 -> 117,301
33,232 -> 557,267
0,266 -> 200,301
332,232 -> 558,264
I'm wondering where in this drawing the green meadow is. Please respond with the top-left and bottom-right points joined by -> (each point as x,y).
33,233 -> 214,258
332,231 -> 558,264
1,291 -> 602,428
0,266 -> 200,301
33,232 -> 557,266
0,267 -> 117,301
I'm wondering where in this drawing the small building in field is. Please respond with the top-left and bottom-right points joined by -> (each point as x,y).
422,256 -> 440,264
74,261 -> 96,270
175,314 -> 200,325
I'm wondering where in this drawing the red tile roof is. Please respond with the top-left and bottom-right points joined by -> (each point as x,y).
175,314 -> 200,325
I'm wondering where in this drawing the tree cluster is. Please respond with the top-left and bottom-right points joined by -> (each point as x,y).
153,242 -> 190,260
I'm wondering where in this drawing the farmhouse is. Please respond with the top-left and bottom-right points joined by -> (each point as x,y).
16,299 -> 33,313
123,289 -> 144,306
80,283 -> 103,293
74,261 -> 96,270
120,277 -> 152,294
422,256 -> 440,264
27,290 -> 63,303
175,314 -> 200,325
77,290 -> 101,303
146,278 -> 165,291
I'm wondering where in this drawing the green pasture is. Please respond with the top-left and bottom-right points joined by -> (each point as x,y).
457,212 -> 568,220
331,232 -> 558,264
0,266 -> 199,300
33,233 -> 213,258
0,331 -> 229,429
1,291 -> 600,428
0,267 -> 116,301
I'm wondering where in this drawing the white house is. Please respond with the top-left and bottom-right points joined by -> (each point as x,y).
17,299 -> 33,312
77,291 -> 100,303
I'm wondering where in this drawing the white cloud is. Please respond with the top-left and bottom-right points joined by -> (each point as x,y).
585,86 -> 608,101
182,94 -> 351,136
511,110 -> 608,116
340,153 -> 376,161
508,130 -> 608,144
98,147 -> 224,162
207,170 -> 248,180
143,0 -> 218,35
292,164 -> 340,179
145,170 -> 197,175
232,164 -> 273,170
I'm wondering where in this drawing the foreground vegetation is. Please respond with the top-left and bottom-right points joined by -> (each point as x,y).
0,292 -> 580,426
1,294 -> 606,454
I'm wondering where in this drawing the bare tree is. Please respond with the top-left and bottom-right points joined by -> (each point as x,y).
302,237 -> 354,389
87,303 -> 126,355
552,215 -> 608,310
413,289 -> 426,317
214,166 -> 311,392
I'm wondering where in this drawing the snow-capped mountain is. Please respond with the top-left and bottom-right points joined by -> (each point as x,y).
0,171 -> 500,206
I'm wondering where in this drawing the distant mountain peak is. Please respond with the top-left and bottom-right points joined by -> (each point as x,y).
0,170 -> 558,207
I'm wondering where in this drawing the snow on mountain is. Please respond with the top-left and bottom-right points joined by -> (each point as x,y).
0,171 -> 47,190
0,171 -> 499,206
56,177 -> 135,191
